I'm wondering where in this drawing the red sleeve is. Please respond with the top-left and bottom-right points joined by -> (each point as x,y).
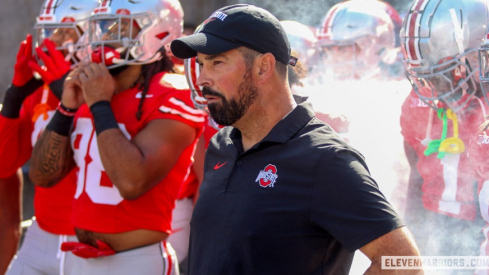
0,110 -> 33,178
142,73 -> 207,131
0,86 -> 56,178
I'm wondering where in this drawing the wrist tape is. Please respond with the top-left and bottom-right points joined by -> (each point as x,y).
46,110 -> 74,136
90,101 -> 118,135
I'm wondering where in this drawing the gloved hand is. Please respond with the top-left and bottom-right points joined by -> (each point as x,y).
61,240 -> 115,259
2,34 -> 43,118
29,38 -> 71,85
12,34 -> 37,87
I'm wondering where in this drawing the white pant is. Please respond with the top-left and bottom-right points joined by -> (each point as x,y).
7,219 -> 78,275
70,241 -> 179,275
168,198 -> 193,264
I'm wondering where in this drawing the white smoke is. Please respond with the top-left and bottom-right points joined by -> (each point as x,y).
304,76 -> 412,274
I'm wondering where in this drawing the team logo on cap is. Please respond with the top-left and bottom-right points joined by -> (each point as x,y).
208,11 -> 228,21
255,164 -> 278,188
201,11 -> 228,32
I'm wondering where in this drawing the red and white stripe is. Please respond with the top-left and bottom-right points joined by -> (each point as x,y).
159,97 -> 206,123
318,2 -> 344,40
185,57 -> 206,106
94,0 -> 112,14
402,0 -> 429,66
160,241 -> 178,275
38,0 -> 58,22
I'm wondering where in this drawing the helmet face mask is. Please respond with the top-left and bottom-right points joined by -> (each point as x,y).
401,0 -> 488,112
316,0 -> 397,81
36,25 -> 82,60
479,45 -> 489,82
405,51 -> 478,111
87,16 -> 144,68
34,0 -> 99,64
82,0 -> 183,69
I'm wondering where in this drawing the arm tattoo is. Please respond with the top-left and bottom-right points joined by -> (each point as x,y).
30,130 -> 75,187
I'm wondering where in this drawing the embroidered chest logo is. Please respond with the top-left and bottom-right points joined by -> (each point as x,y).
214,161 -> 227,170
255,164 -> 278,188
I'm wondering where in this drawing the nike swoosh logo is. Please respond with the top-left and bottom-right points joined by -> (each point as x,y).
135,91 -> 154,98
214,161 -> 227,170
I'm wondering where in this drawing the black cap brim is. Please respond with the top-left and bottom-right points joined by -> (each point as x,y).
171,32 -> 242,59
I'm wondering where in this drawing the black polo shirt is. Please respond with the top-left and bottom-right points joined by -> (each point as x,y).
188,103 -> 403,275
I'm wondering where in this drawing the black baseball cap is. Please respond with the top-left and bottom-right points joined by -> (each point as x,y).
171,4 -> 296,66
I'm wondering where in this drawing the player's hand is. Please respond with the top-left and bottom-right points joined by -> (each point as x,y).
28,39 -> 71,85
78,62 -> 115,107
61,66 -> 85,110
61,240 -> 115,258
12,34 -> 37,87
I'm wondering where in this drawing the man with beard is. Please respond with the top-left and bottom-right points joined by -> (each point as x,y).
170,4 -> 421,275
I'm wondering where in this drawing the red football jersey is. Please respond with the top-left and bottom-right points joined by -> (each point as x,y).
473,124 -> 489,259
71,72 -> 205,234
0,85 -> 76,234
400,90 -> 487,220
177,114 -> 219,200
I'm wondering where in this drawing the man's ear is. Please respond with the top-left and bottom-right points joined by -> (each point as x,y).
257,53 -> 275,82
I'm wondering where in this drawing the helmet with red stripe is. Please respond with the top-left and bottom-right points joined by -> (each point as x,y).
401,0 -> 488,112
184,55 -> 222,131
184,56 -> 206,111
280,20 -> 318,71
82,0 -> 183,69
35,0 -> 99,63
316,0 -> 398,80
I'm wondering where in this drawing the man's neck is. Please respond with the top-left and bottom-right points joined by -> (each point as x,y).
236,91 -> 296,151
113,65 -> 143,94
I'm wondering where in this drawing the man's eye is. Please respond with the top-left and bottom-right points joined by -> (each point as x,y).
213,61 -> 223,65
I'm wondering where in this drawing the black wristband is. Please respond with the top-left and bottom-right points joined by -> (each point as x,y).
46,109 -> 74,136
48,72 -> 69,100
90,101 -> 118,135
1,78 -> 44,118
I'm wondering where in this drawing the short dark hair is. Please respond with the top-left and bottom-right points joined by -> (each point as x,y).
237,47 -> 287,79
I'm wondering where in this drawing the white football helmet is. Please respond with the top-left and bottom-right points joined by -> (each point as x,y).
184,56 -> 205,111
184,56 -> 222,130
34,0 -> 99,63
280,20 -> 318,70
316,0 -> 397,80
84,0 -> 183,68
401,0 -> 488,112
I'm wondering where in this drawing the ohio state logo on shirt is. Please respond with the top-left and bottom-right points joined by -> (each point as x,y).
255,164 -> 278,188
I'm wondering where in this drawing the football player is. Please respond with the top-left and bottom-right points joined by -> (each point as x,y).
1,1 -> 98,274
315,0 -> 400,81
474,21 -> 489,275
28,0 -> 205,274
400,0 -> 488,257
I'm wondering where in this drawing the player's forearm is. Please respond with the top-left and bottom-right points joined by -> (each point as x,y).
96,129 -> 158,200
0,170 -> 23,275
29,129 -> 75,187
